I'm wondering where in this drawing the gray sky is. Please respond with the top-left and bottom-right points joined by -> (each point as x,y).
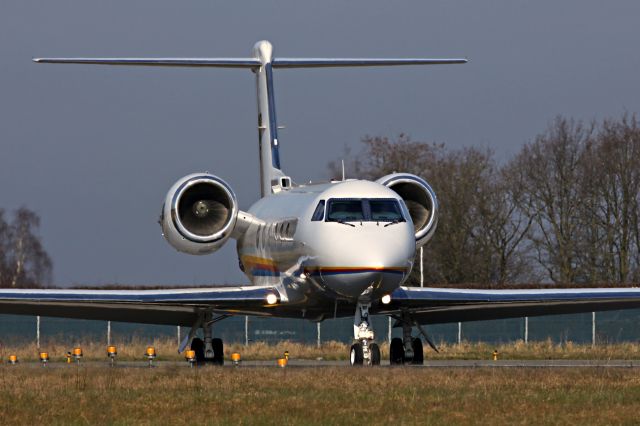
1,1 -> 639,286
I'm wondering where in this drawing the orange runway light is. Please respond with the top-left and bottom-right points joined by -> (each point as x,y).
107,345 -> 117,366
8,354 -> 18,365
73,347 -> 83,363
277,358 -> 287,368
146,346 -> 156,367
39,352 -> 49,366
231,352 -> 241,366
185,350 -> 196,367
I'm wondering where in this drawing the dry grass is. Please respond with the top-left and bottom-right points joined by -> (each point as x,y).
1,365 -> 640,424
5,338 -> 640,363
6,338 -> 640,362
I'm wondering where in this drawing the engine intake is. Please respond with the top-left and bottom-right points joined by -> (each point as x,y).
161,173 -> 238,255
376,173 -> 438,247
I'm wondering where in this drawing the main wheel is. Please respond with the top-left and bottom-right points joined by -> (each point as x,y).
389,338 -> 405,365
411,337 -> 424,365
370,343 -> 381,366
350,343 -> 364,366
212,338 -> 224,366
190,338 -> 206,366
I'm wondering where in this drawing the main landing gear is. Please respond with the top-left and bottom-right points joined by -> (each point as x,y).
389,314 -> 437,365
185,312 -> 226,366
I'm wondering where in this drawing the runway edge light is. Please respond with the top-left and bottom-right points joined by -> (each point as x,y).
73,347 -> 83,364
107,345 -> 117,366
39,351 -> 49,366
185,350 -> 196,368
146,346 -> 156,367
231,352 -> 241,366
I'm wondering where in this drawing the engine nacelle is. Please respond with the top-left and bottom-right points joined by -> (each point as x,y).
160,173 -> 239,255
376,173 -> 439,248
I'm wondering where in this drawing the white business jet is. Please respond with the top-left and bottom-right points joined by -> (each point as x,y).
3,41 -> 640,366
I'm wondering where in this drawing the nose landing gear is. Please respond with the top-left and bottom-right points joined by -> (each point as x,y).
350,303 -> 381,366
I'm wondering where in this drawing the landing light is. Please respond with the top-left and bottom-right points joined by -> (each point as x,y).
266,293 -> 278,305
299,273 -> 307,280
381,294 -> 392,304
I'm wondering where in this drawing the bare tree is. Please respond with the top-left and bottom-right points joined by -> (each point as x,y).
510,117 -> 593,283
0,210 -> 11,286
2,207 -> 53,288
580,114 -> 640,283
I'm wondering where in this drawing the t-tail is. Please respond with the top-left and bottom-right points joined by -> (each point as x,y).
34,40 -> 467,197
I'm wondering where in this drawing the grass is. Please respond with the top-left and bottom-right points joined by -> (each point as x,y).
5,338 -> 640,363
1,365 -> 640,424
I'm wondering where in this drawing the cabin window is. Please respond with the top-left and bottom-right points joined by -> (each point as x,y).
325,198 -> 405,223
311,200 -> 325,221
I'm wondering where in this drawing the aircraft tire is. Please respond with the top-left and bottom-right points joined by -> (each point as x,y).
370,343 -> 381,366
212,338 -> 224,366
411,337 -> 424,365
350,343 -> 364,366
191,338 -> 206,366
389,338 -> 405,365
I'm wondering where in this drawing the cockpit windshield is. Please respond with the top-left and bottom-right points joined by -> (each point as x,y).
325,198 -> 404,223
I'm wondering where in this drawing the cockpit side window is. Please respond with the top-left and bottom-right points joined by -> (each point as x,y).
311,200 -> 326,221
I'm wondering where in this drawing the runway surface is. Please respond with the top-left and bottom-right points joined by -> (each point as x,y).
10,359 -> 640,368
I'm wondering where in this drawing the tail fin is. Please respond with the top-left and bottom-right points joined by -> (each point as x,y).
34,41 -> 467,197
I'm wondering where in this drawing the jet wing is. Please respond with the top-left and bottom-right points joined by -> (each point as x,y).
378,286 -> 640,324
0,286 -> 280,327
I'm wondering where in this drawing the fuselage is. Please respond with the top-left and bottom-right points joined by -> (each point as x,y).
237,179 -> 416,303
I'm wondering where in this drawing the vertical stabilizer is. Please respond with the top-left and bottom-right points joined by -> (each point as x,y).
253,41 -> 288,197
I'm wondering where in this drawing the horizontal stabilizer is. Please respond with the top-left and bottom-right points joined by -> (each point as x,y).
33,57 -> 468,69
272,58 -> 468,68
33,58 -> 261,68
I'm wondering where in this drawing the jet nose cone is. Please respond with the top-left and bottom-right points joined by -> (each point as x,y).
319,267 -> 407,299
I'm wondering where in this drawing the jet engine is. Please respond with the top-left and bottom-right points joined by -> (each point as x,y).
160,173 -> 239,255
376,173 -> 439,248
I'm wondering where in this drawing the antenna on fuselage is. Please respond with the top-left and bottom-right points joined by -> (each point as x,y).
341,159 -> 346,181
33,41 -> 467,196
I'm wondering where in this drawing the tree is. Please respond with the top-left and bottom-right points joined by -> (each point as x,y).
0,207 -> 53,288
579,114 -> 640,283
509,117 -> 593,283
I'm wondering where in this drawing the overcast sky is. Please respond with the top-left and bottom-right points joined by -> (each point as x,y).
1,1 -> 639,286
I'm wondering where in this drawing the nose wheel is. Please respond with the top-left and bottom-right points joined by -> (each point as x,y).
350,303 -> 381,366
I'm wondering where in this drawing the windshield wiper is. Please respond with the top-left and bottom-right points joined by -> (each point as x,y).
384,219 -> 402,227
336,219 -> 356,227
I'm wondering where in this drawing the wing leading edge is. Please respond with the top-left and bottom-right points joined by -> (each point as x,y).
379,286 -> 640,325
0,286 -> 280,327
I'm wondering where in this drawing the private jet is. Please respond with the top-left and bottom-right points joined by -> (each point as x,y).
3,41 -> 640,366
